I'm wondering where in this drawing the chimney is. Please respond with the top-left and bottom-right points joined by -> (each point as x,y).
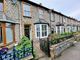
40,3 -> 42,6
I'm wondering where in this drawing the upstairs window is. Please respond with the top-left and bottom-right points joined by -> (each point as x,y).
39,9 -> 44,19
23,3 -> 31,17
51,13 -> 55,22
0,0 -> 3,11
63,17 -> 66,23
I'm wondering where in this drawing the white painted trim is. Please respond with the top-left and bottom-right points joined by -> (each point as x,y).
56,26 -> 58,33
60,26 -> 61,34
35,24 -> 48,39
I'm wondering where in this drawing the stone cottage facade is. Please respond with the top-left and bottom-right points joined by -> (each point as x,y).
19,0 -> 80,40
0,0 -> 80,58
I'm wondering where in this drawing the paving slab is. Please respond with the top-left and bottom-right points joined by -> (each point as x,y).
55,42 -> 80,60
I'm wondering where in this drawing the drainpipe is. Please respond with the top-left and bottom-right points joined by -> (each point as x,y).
19,1 -> 23,38
49,9 -> 52,35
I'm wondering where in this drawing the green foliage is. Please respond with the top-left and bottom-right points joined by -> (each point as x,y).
16,36 -> 32,50
14,36 -> 33,58
50,32 -> 74,45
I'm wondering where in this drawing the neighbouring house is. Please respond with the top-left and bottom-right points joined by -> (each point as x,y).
0,0 -> 80,59
19,0 -> 51,57
0,0 -> 20,48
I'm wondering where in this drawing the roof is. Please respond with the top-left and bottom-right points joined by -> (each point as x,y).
20,0 -> 79,21
20,0 -> 50,10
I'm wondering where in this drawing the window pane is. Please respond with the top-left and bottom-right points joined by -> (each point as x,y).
0,3 -> 3,11
0,27 -> 2,43
23,4 -> 30,11
26,5 -> 30,11
6,28 -> 13,43
36,24 -> 40,37
42,25 -> 47,36
60,26 -> 64,33
37,32 -> 40,37
24,11 -> 30,17
36,25 -> 40,32
57,26 -> 60,33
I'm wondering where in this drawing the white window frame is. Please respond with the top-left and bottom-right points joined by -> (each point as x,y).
56,26 -> 60,34
67,26 -> 71,32
60,26 -> 64,34
23,3 -> 31,17
35,24 -> 48,38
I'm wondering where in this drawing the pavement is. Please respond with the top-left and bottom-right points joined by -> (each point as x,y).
55,42 -> 80,60
38,42 -> 80,60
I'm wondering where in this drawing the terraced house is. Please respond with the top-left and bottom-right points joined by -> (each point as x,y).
0,0 -> 80,58
0,0 -> 20,48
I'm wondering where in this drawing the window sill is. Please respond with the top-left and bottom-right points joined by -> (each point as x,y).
51,20 -> 55,22
36,36 -> 48,39
0,43 -> 3,48
23,16 -> 32,18
6,42 -> 14,49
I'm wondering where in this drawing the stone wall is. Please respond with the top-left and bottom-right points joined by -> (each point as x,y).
50,37 -> 75,59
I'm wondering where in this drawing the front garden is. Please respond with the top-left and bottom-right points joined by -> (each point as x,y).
0,36 -> 34,60
50,32 -> 75,45
50,32 -> 80,58
0,32 -> 80,60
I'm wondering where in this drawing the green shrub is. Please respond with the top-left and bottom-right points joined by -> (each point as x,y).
50,32 -> 74,45
16,36 -> 32,50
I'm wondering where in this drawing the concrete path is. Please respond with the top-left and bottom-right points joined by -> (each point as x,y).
55,42 -> 80,60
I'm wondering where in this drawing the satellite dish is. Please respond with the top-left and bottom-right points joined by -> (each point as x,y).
12,0 -> 17,4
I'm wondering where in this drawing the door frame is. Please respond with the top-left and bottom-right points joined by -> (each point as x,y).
24,25 -> 32,40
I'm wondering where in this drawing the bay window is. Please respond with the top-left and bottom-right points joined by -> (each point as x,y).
42,25 -> 47,37
35,24 -> 48,38
35,24 -> 40,37
56,26 -> 60,34
60,26 -> 64,34
56,26 -> 64,34
67,26 -> 71,32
